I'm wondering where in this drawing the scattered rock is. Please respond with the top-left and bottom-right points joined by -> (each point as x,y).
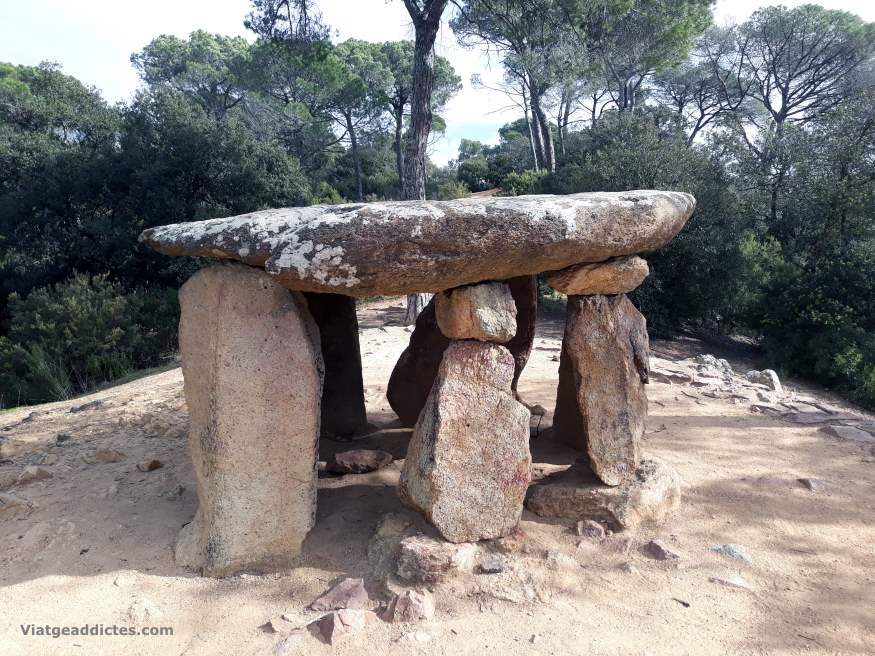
399,341 -> 531,543
0,492 -> 33,519
797,477 -> 829,492
92,449 -> 126,463
70,399 -> 103,413
137,459 -> 164,472
643,540 -> 680,561
16,465 -> 53,486
435,281 -> 517,343
648,369 -> 693,385
620,562 -> 639,575
396,534 -> 477,583
325,449 -> 393,475
266,615 -> 299,635
820,424 -> 875,443
399,630 -> 432,643
477,554 -> 505,574
309,578 -> 369,611
526,458 -> 681,530
708,574 -> 752,591
710,544 -> 752,563
273,629 -> 308,653
745,369 -> 782,393
545,255 -> 650,295
382,589 -> 435,623
312,609 -> 375,645
694,354 -> 733,377
575,520 -> 606,539
55,432 -> 72,445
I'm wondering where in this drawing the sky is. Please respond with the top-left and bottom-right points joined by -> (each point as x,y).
2,0 -> 874,165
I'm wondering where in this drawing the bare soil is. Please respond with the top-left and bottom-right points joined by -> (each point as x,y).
1,297 -> 874,656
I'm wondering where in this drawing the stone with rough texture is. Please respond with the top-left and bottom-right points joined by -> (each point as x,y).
745,369 -> 782,393
553,295 -> 649,485
525,458 -> 681,531
382,589 -> 435,623
575,519 -> 606,539
820,424 -> 874,443
310,578 -> 369,611
435,282 -> 516,342
326,449 -> 393,475
174,263 -> 323,576
388,276 -> 537,426
302,293 -> 368,438
643,540 -> 680,561
16,466 -> 52,486
139,191 -> 696,296
546,255 -> 649,295
313,610 -> 375,644
0,492 -> 32,519
396,534 -> 477,583
399,342 -> 532,543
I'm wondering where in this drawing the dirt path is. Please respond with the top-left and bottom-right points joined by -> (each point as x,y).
1,298 -> 873,656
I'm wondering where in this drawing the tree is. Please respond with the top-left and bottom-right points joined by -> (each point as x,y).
381,40 -> 460,194
452,0 -> 574,172
131,31 -> 252,120
400,0 -> 452,200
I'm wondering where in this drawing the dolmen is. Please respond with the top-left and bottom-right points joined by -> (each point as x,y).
140,190 -> 695,575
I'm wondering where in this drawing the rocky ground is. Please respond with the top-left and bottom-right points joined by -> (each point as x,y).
1,297 -> 874,656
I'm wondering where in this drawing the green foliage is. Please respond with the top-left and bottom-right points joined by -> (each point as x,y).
0,274 -> 177,406
497,169 -> 547,196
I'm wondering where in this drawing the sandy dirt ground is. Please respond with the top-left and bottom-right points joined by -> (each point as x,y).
1,297 -> 874,656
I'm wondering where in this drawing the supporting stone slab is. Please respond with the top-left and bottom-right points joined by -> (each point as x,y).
303,292 -> 369,438
387,275 -> 537,426
176,263 -> 323,576
435,281 -> 517,342
525,458 -> 681,530
399,341 -> 532,543
552,294 -> 649,486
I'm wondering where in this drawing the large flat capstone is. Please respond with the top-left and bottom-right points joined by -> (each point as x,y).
139,191 -> 695,296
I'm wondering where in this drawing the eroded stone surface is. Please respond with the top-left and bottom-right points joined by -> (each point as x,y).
388,276 -> 537,426
174,263 -> 323,576
525,458 -> 681,530
553,295 -> 649,485
435,282 -> 516,342
399,342 -> 532,542
139,191 -> 696,296
546,255 -> 649,295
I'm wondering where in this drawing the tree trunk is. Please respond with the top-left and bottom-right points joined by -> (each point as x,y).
393,105 -> 405,196
404,292 -> 432,325
346,113 -> 364,202
530,87 -> 555,173
522,95 -> 539,172
401,0 -> 449,201
528,86 -> 546,170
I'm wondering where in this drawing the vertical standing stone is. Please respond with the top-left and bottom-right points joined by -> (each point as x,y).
553,294 -> 649,486
387,276 -> 538,426
303,293 -> 369,438
175,263 -> 323,576
399,341 -> 531,543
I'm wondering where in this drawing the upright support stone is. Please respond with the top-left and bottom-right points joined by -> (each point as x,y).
399,341 -> 531,542
175,263 -> 323,576
387,275 -> 537,426
553,294 -> 649,486
303,292 -> 369,438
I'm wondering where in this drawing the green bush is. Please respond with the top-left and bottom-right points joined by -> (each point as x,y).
0,273 -> 178,406
497,169 -> 547,196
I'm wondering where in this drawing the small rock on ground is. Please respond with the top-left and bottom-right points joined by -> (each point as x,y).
382,589 -> 435,623
477,554 -> 505,574
643,540 -> 680,561
312,609 -> 375,645
709,544 -> 752,563
820,424 -> 875,443
309,577 -> 369,611
576,520 -> 606,539
326,449 -> 393,475
797,477 -> 829,492
709,574 -> 752,591
16,466 -> 53,486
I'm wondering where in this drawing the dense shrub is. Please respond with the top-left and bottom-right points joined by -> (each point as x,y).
0,274 -> 177,406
